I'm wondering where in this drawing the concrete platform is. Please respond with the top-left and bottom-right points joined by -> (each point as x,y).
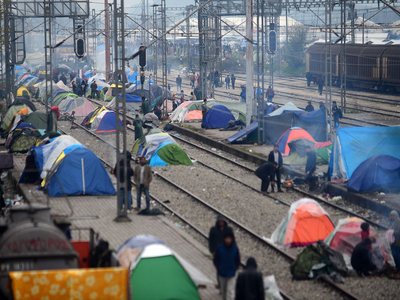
12,154 -> 220,300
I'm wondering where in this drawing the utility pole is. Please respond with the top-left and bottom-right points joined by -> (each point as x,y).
245,0 -> 254,124
44,0 -> 53,123
161,0 -> 168,117
152,4 -> 159,85
113,0 -> 130,222
104,0 -> 111,79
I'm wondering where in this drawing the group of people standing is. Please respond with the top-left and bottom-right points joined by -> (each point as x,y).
208,216 -> 265,300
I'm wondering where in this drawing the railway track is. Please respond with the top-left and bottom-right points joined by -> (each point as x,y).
168,71 -> 399,127
48,98 -> 399,299
58,121 -> 358,300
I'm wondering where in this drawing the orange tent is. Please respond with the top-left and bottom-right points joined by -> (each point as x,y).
277,127 -> 316,156
271,198 -> 334,247
170,101 -> 203,123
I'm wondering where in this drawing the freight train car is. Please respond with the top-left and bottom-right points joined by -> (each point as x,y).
305,43 -> 400,93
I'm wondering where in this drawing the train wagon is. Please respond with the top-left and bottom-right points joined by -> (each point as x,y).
305,43 -> 400,93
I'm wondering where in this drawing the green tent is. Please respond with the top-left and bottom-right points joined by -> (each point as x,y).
23,112 -> 48,130
130,244 -> 201,300
1,104 -> 30,132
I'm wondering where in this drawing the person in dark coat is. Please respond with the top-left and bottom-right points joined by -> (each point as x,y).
235,257 -> 265,300
209,215 -> 233,288
332,101 -> 343,129
209,215 -> 233,255
317,76 -> 324,95
255,161 -> 276,193
214,230 -> 240,300
305,101 -> 314,112
231,74 -> 236,89
268,145 -> 283,192
305,146 -> 317,190
133,114 -> 143,141
351,238 -> 376,276
113,151 -> 134,212
90,81 -> 98,99
225,75 -> 231,89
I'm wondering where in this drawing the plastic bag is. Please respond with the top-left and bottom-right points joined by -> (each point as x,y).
264,275 -> 283,300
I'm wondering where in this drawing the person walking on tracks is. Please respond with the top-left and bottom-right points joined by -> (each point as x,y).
225,75 -> 231,89
317,76 -> 324,95
268,145 -> 284,192
90,80 -> 99,99
231,74 -> 236,89
332,101 -> 343,129
266,85 -> 275,102
214,230 -> 240,300
235,257 -> 265,300
176,75 -> 182,91
209,215 -> 233,288
134,156 -> 152,211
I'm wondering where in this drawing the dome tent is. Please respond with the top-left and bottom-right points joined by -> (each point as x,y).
201,104 -> 235,129
42,145 -> 115,197
132,129 -> 192,167
271,198 -> 334,247
325,217 -> 376,258
348,155 -> 400,193
277,127 -> 316,156
129,244 -> 203,300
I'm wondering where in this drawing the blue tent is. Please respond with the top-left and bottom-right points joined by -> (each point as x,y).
348,155 -> 400,193
45,146 -> 116,196
202,105 -> 235,129
94,111 -> 121,133
330,126 -> 400,179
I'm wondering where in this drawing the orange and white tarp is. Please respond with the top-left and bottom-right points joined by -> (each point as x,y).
10,267 -> 128,300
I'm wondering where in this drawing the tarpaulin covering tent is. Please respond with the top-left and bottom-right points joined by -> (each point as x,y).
264,109 -> 327,144
325,217 -> 376,258
22,112 -> 48,130
58,97 -> 96,117
271,198 -> 334,247
1,105 -> 32,133
330,126 -> 400,180
347,155 -> 400,193
129,244 -> 203,300
132,129 -> 192,167
170,101 -> 203,123
202,104 -> 236,129
43,145 -> 116,196
227,121 -> 258,144
107,93 -> 142,112
10,268 -> 128,300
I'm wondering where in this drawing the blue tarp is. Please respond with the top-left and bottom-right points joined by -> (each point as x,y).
202,105 -> 235,129
227,121 -> 258,143
331,126 -> 400,179
348,155 -> 400,193
46,146 -> 115,196
263,109 -> 327,144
